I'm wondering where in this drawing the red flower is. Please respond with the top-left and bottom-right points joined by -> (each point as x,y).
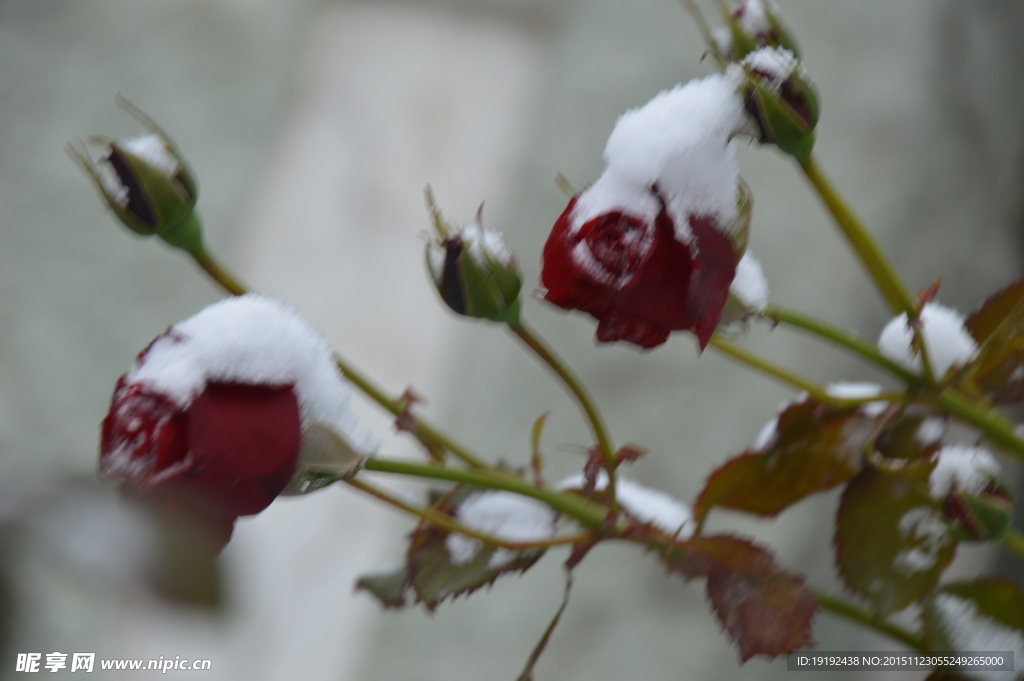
541,190 -> 737,349
99,294 -> 373,550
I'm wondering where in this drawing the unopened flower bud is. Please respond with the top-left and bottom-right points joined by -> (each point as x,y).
716,0 -> 800,62
736,47 -> 819,159
68,96 -> 202,254
425,192 -> 523,324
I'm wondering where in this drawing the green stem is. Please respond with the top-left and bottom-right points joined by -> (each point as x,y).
345,477 -> 589,550
798,154 -> 915,317
186,247 -> 488,469
813,590 -> 926,651
765,305 -> 920,386
363,457 -> 609,530
709,335 -> 833,403
929,390 -> 1024,462
192,245 -> 249,297
1003,529 -> 1024,561
508,319 -> 618,516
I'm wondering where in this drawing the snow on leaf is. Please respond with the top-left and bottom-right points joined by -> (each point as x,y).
965,280 -> 1024,403
923,579 -> 1024,681
695,397 -> 874,521
662,534 -> 816,662
557,473 -> 694,538
835,464 -> 957,617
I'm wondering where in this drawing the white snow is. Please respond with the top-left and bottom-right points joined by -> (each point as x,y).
123,294 -> 375,453
445,491 -> 557,569
826,381 -> 887,417
877,303 -> 979,378
730,251 -> 769,312
740,47 -> 798,89
556,472 -> 694,539
929,445 -> 1001,500
893,507 -> 948,575
733,0 -> 773,37
427,222 -> 515,285
119,134 -> 180,177
915,417 -> 947,446
933,594 -> 1024,681
569,72 -> 749,249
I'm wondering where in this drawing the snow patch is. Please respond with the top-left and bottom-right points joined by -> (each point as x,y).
877,303 -> 978,378
929,445 -> 1001,500
893,508 -> 948,575
119,134 -> 180,177
445,491 -> 557,569
557,473 -> 694,538
934,594 -> 1024,681
730,251 -> 769,312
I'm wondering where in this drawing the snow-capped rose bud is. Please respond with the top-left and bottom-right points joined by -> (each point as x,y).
100,294 -> 374,549
68,97 -> 203,254
540,74 -> 750,350
929,445 -> 1012,542
714,0 -> 800,62
737,47 -> 819,159
425,198 -> 523,324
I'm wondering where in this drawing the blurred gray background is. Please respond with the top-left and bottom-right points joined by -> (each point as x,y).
1,0 -> 1023,679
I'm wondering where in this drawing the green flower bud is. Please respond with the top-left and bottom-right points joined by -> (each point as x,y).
68,96 -> 202,254
425,192 -> 523,324
738,48 -> 820,160
715,0 -> 800,62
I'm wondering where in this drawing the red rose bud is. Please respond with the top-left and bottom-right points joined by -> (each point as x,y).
714,0 -> 800,62
100,294 -> 374,549
929,445 -> 1012,542
736,47 -> 819,159
68,96 -> 203,254
541,188 -> 737,350
425,195 -> 523,324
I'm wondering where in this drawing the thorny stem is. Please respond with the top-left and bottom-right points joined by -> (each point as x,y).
346,477 -> 592,550
797,154 -> 916,317
187,246 -> 489,469
929,389 -> 1024,463
364,457 -> 609,530
813,590 -> 927,652
765,305 -> 920,386
508,318 -> 619,517
708,335 -> 833,403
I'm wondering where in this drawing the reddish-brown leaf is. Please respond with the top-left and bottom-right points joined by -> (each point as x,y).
663,534 -> 817,662
965,280 -> 1024,403
695,399 -> 874,521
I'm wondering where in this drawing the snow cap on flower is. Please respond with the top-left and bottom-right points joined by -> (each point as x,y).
425,192 -> 522,324
541,73 -> 750,350
68,96 -> 203,254
101,294 -> 373,547
877,302 -> 979,378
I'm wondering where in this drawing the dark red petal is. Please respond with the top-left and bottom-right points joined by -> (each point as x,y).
184,382 -> 301,517
100,378 -> 189,485
686,217 -> 738,350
